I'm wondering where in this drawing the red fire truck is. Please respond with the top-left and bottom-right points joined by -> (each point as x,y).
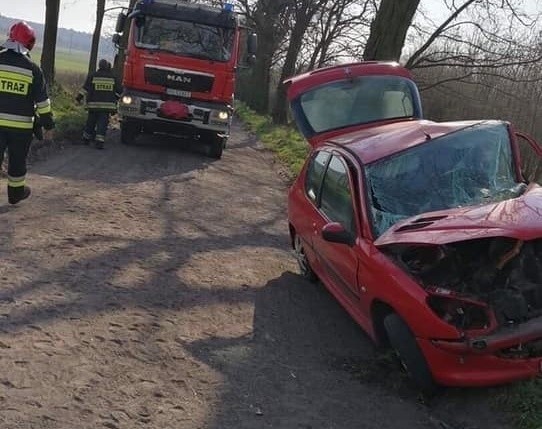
113,0 -> 257,158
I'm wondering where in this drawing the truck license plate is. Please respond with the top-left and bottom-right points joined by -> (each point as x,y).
166,88 -> 192,98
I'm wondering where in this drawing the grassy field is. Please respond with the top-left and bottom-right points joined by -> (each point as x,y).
32,46 -> 90,75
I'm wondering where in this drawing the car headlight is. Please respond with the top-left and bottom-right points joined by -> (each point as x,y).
122,95 -> 133,105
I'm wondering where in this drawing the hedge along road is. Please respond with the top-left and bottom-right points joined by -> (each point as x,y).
0,120 -> 511,429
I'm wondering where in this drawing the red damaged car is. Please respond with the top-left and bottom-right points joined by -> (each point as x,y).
285,61 -> 542,391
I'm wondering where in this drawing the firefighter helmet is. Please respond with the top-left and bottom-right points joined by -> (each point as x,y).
8,21 -> 36,51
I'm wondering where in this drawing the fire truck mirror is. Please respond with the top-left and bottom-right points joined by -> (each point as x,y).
247,33 -> 258,56
115,12 -> 127,34
112,33 -> 121,47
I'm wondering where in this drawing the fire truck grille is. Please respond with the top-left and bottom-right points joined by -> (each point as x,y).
144,66 -> 214,93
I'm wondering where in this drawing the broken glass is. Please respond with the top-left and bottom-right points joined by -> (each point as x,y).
366,122 -> 524,236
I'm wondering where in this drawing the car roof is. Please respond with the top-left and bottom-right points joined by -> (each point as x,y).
325,119 -> 491,164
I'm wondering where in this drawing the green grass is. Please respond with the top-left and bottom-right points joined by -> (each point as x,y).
32,47 -> 90,74
234,102 -> 309,176
49,77 -> 86,141
496,379 -> 542,429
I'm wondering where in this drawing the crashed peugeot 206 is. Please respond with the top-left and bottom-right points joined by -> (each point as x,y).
284,61 -> 542,391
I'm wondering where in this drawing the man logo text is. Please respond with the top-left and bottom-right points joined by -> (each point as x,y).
167,74 -> 192,84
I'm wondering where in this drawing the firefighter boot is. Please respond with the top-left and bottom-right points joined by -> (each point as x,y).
8,185 -> 31,205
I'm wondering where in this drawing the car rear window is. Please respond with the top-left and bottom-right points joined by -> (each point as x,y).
299,76 -> 417,134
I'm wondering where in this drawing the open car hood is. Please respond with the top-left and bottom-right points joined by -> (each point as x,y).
374,184 -> 542,247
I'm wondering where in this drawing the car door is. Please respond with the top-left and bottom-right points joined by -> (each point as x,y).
311,153 -> 361,304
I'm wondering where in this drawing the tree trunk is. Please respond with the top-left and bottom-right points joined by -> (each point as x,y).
41,0 -> 61,87
363,0 -> 420,61
243,0 -> 291,114
246,35 -> 276,113
272,21 -> 308,123
89,0 -> 106,76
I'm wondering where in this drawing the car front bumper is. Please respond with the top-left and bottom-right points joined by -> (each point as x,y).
419,315 -> 542,386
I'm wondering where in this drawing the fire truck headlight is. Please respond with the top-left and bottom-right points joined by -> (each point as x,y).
217,111 -> 229,120
122,95 -> 133,105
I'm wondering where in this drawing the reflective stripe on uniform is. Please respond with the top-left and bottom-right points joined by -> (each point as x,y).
87,101 -> 117,109
92,77 -> 115,91
0,65 -> 33,98
7,175 -> 25,187
0,112 -> 33,129
0,64 -> 32,77
95,134 -> 105,142
36,98 -> 52,115
0,70 -> 31,95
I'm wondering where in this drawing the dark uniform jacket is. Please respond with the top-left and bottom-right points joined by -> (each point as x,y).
79,69 -> 122,113
0,49 -> 54,132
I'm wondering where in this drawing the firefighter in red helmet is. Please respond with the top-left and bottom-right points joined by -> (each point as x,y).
0,21 -> 55,204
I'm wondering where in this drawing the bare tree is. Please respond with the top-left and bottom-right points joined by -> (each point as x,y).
42,0 -> 61,87
89,0 -> 107,75
236,0 -> 292,113
272,0 -> 330,123
363,0 -> 421,61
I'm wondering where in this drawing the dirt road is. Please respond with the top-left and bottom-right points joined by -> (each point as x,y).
0,121 -> 511,428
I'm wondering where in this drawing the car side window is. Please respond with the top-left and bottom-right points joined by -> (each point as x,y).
319,155 -> 356,234
305,151 -> 330,202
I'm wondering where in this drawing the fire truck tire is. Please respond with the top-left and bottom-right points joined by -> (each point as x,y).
120,121 -> 140,145
207,134 -> 224,159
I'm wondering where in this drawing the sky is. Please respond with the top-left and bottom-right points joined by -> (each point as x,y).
0,0 -> 129,33
0,0 -> 540,34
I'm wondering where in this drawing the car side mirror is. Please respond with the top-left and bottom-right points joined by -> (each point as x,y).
322,222 -> 355,246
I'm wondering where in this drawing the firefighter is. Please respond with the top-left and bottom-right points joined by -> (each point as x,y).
0,21 -> 54,205
76,59 -> 121,149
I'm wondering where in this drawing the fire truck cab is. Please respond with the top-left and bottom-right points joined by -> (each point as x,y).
113,0 -> 257,158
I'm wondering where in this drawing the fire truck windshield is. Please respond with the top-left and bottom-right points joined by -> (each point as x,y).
135,16 -> 234,62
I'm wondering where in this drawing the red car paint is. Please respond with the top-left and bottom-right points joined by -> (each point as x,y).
286,61 -> 542,387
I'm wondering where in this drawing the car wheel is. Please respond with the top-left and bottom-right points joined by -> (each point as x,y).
383,313 -> 436,394
120,121 -> 140,145
293,235 -> 317,283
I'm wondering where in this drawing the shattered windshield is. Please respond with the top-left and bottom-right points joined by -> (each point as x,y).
136,16 -> 234,62
299,76 -> 418,134
366,122 -> 523,237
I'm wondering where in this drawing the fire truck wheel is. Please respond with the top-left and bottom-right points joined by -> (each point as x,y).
120,121 -> 140,145
207,134 -> 224,159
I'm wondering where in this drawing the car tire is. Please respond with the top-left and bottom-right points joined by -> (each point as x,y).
293,234 -> 317,283
383,313 -> 437,394
120,121 -> 140,145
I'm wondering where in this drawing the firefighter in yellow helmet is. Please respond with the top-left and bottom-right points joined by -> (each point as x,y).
76,59 -> 122,149
0,21 -> 54,204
